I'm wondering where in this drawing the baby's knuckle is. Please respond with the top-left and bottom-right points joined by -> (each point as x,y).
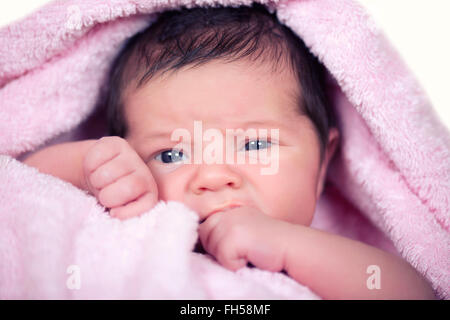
89,168 -> 104,186
111,136 -> 128,148
101,136 -> 127,151
100,135 -> 120,144
83,158 -> 95,173
97,136 -> 110,143
217,245 -> 234,269
120,181 -> 135,199
97,166 -> 112,180
84,146 -> 110,171
88,173 -> 102,189
97,137 -> 114,150
83,151 -> 100,172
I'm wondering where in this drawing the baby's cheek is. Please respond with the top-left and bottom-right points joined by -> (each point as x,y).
260,162 -> 317,226
149,168 -> 185,203
264,188 -> 315,225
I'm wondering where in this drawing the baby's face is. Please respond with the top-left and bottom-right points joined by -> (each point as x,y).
124,59 -> 336,226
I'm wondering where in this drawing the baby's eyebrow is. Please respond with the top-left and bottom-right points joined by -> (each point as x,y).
240,120 -> 287,128
143,119 -> 295,141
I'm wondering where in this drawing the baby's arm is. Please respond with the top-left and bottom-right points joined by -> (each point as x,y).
22,137 -> 158,219
22,139 -> 97,191
198,206 -> 435,299
283,225 -> 436,299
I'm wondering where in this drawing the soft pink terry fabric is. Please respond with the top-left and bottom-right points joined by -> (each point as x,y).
0,0 -> 449,299
0,157 -> 319,299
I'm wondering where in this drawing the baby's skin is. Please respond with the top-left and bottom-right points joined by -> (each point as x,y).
82,136 -> 158,219
23,60 -> 435,299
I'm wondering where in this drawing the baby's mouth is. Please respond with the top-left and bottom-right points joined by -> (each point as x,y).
194,204 -> 243,254
199,203 -> 243,223
209,203 -> 241,215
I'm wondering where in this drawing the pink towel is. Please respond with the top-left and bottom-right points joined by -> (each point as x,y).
0,0 -> 448,299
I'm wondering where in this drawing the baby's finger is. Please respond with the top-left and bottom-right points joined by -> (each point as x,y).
89,153 -> 135,190
109,192 -> 158,220
217,247 -> 247,272
98,171 -> 149,208
198,212 -> 224,251
83,137 -> 127,173
207,235 -> 247,272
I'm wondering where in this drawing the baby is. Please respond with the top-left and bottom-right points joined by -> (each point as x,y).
23,4 -> 435,299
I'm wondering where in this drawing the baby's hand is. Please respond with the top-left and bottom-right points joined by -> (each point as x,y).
198,207 -> 291,272
82,136 -> 158,220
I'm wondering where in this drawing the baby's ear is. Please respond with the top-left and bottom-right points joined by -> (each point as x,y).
315,127 -> 340,198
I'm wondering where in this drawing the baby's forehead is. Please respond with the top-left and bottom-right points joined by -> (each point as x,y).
125,58 -> 302,122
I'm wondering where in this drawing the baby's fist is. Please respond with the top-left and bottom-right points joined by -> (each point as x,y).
82,136 -> 158,220
198,206 -> 288,272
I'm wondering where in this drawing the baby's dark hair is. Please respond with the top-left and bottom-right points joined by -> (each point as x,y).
104,3 -> 336,161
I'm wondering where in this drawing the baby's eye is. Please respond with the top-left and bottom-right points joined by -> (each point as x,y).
244,139 -> 272,151
154,149 -> 187,164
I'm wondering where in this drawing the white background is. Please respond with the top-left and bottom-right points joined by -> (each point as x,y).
1,0 -> 449,130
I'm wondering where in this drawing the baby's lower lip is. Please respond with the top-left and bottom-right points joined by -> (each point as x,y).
223,204 -> 241,211
204,205 -> 242,219
213,204 -> 241,214
199,205 -> 242,224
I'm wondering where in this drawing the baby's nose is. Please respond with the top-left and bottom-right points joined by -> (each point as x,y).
190,163 -> 242,195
